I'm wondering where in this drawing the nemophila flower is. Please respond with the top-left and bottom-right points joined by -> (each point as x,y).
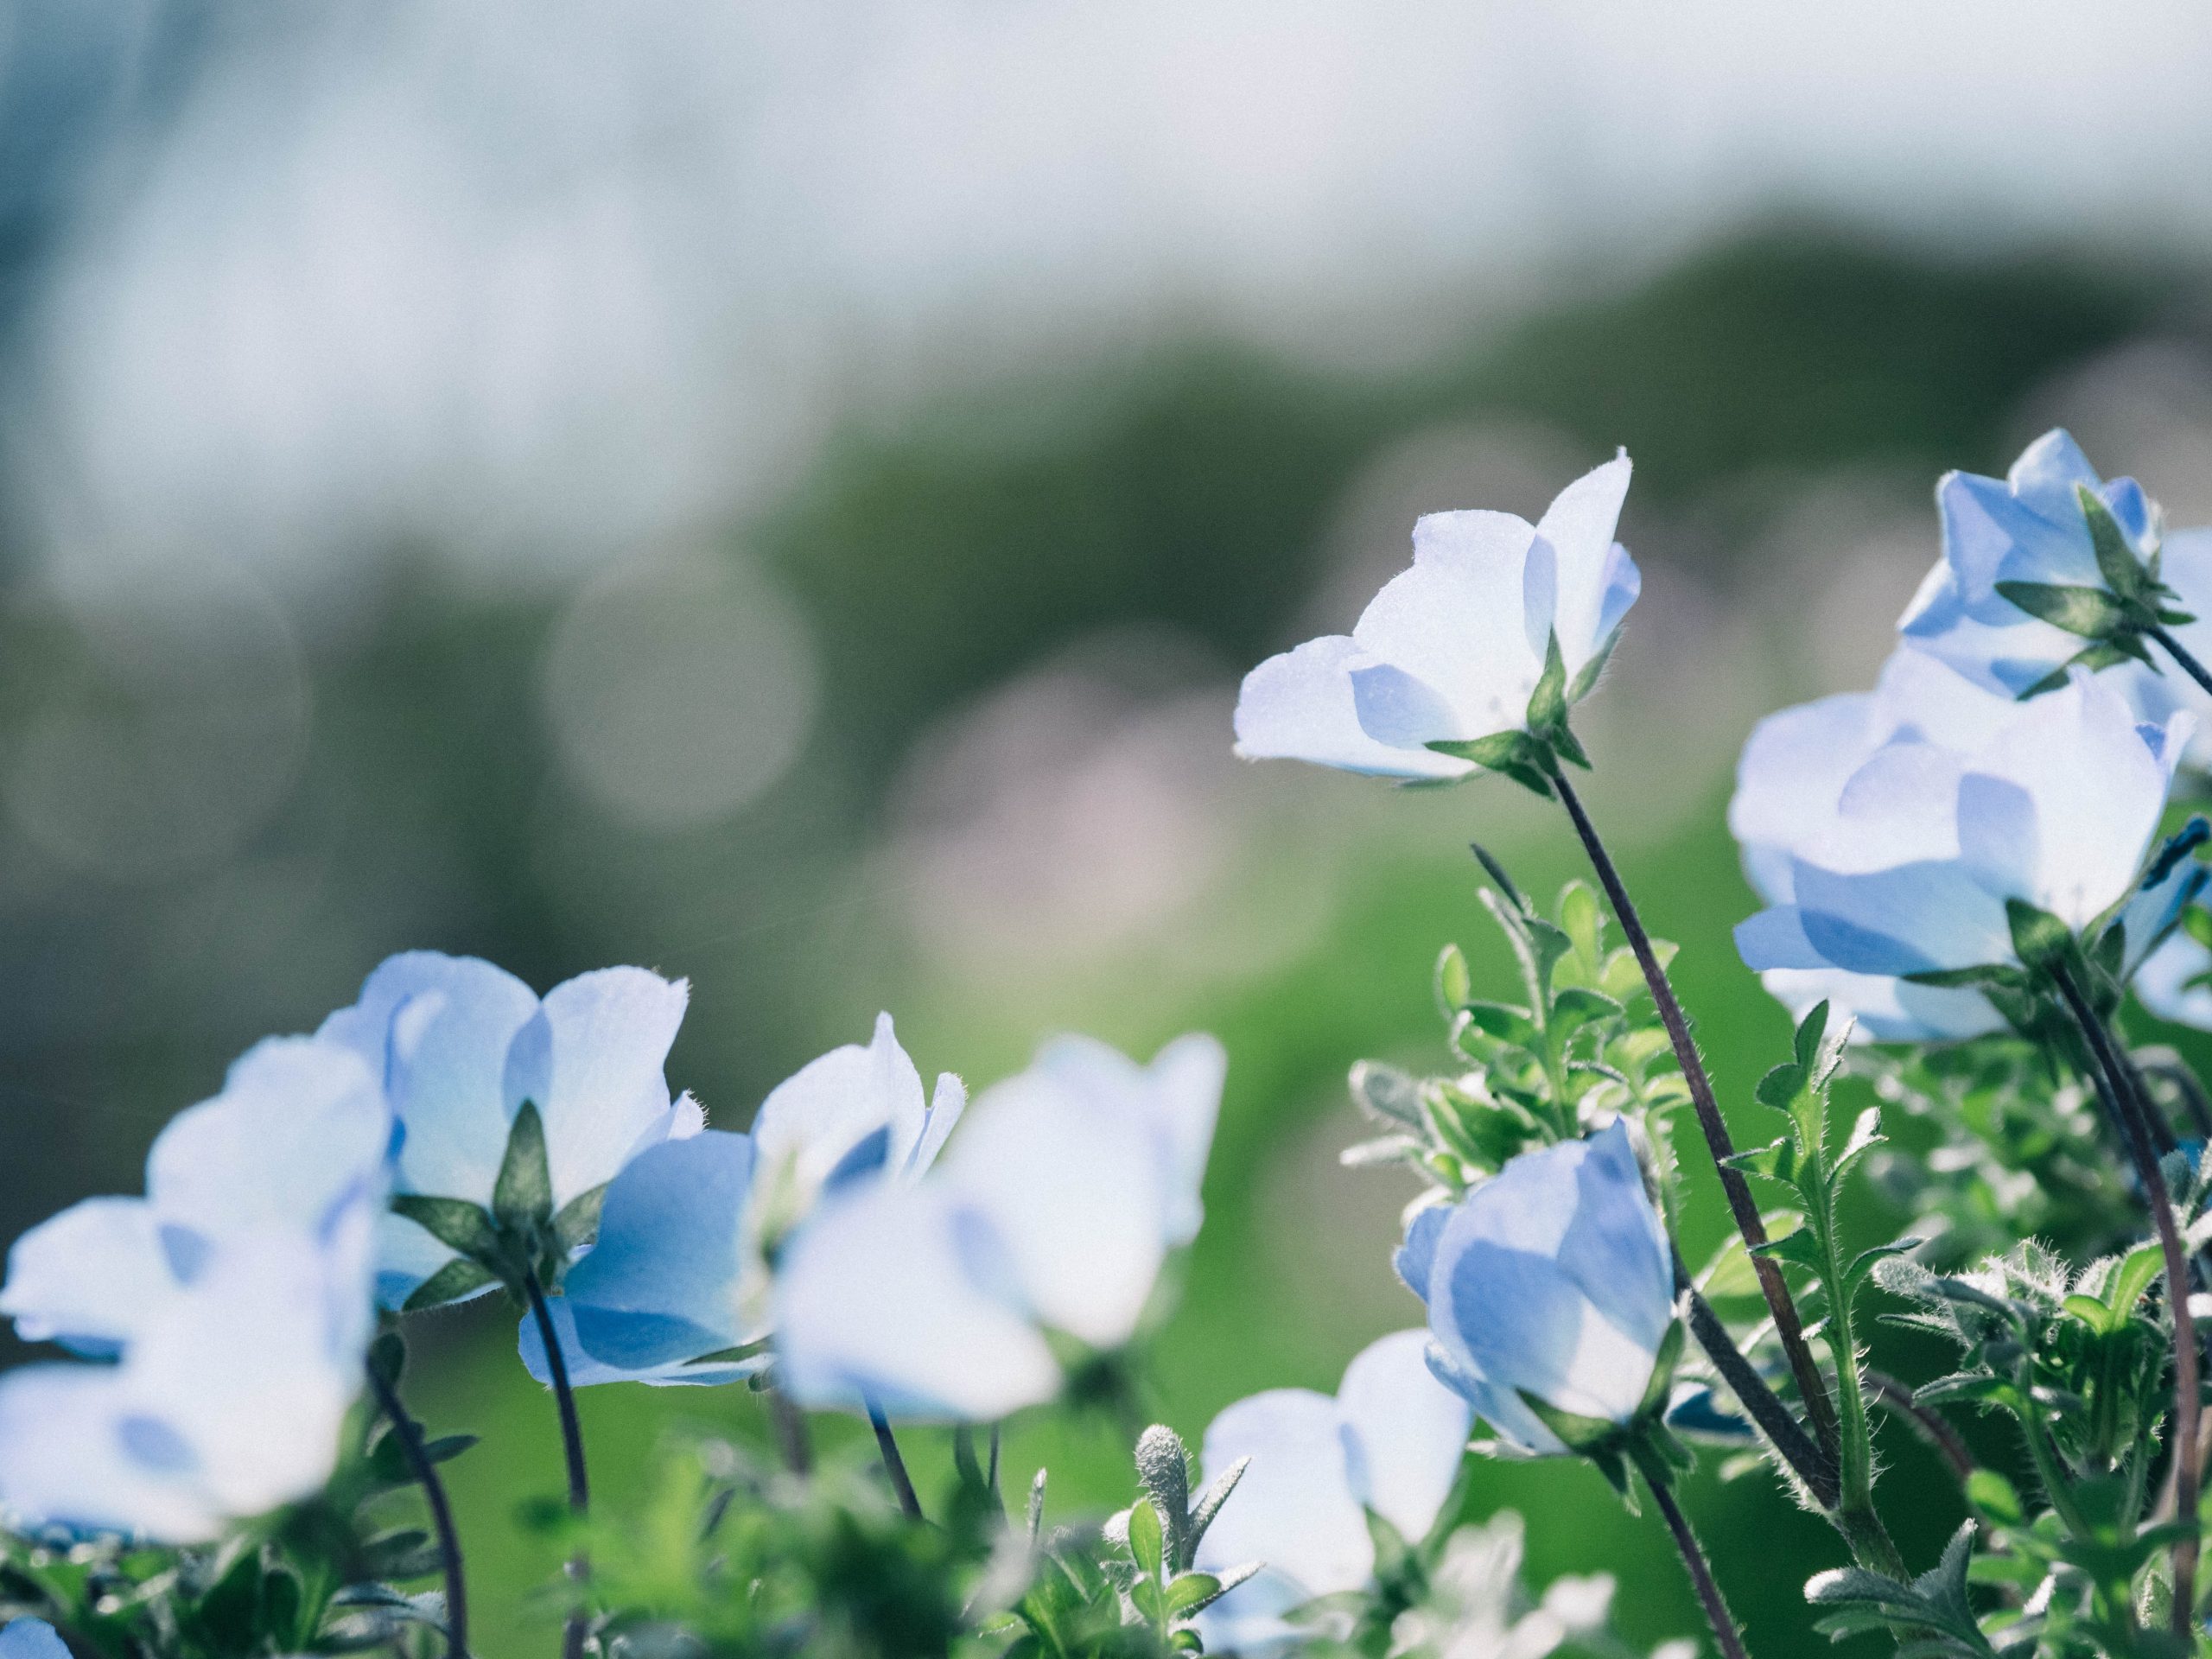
316,952 -> 700,1309
1,1038 -> 390,1355
773,1033 -> 1226,1421
1191,1330 -> 1473,1654
1728,648 -> 2018,1040
1395,1122 -> 1676,1459
2136,929 -> 2212,1030
0,1188 -> 381,1542
515,1014 -> 964,1389
1736,671 -> 2192,992
1234,454 -> 1637,785
0,1622 -> 67,1659
1899,428 -> 2212,716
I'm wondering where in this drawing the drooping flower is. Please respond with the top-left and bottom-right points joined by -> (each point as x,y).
515,1013 -> 965,1389
1736,671 -> 2192,991
316,952 -> 700,1309
0,1041 -> 387,1541
1234,454 -> 1637,783
774,1033 -> 1226,1421
1897,428 -> 2212,722
1191,1330 -> 1472,1654
1395,1122 -> 1675,1455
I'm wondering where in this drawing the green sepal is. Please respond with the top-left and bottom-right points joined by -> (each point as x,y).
553,1182 -> 609,1254
1993,579 -> 2132,639
2004,898 -> 2071,969
1525,632 -> 1569,735
1567,629 -> 1620,703
367,1328 -> 405,1391
390,1196 -> 500,1262
1635,1319 -> 1686,1419
401,1255 -> 499,1312
493,1101 -> 556,1234
2079,485 -> 2150,601
1516,1390 -> 1621,1457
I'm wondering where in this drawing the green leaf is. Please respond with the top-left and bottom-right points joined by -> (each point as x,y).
1135,1426 -> 1192,1570
493,1102 -> 555,1233
1548,987 -> 1623,1041
1433,943 -> 1474,1016
1994,579 -> 2132,639
1963,1469 -> 2022,1526
1128,1574 -> 1166,1626
1751,1226 -> 1827,1276
1127,1499 -> 1165,1581
2078,486 -> 2149,601
1186,1457 -> 1248,1554
1348,1060 -> 1423,1128
391,1197 -> 501,1263
1165,1573 -> 1224,1617
421,1433 -> 480,1465
2104,1242 -> 2164,1321
1755,1061 -> 1806,1114
2004,898 -> 2071,969
1460,1001 -> 1540,1048
1469,841 -> 1529,914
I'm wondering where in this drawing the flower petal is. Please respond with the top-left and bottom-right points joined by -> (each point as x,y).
0,1198 -> 169,1356
505,967 -> 690,1208
1194,1387 -> 1371,1598
1335,1328 -> 1472,1546
1232,636 -> 1471,780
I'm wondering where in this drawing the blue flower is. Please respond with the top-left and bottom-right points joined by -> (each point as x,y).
1898,428 -> 2212,720
1395,1122 -> 1675,1454
1737,671 -> 2192,989
0,1039 -> 387,1541
773,1033 -> 1225,1421
1234,454 -> 1637,780
317,953 -> 700,1308
1728,648 -> 2018,1040
515,1014 -> 964,1389
0,1622 -> 67,1659
1191,1331 -> 1472,1654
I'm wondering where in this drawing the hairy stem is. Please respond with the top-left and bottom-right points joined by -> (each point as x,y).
1549,762 -> 1840,1463
365,1363 -> 469,1658
2150,625 -> 2212,702
1817,1223 -> 1905,1578
1634,1450 -> 1752,1659
1674,1255 -> 1837,1506
866,1393 -> 925,1521
523,1272 -> 591,1659
2056,966 -> 2198,1635
1864,1369 -> 1974,1483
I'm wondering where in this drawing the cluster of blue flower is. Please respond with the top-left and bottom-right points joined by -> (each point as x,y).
4,429 -> 2210,1657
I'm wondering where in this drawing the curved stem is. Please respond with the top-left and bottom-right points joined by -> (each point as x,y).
2150,625 -> 2212,702
1635,1453 -> 1751,1659
866,1393 -> 924,1521
2055,966 -> 2199,1635
1675,1260 -> 1837,1506
1548,763 -> 1840,1464
523,1272 -> 591,1659
1864,1369 -> 1974,1484
365,1364 -> 469,1658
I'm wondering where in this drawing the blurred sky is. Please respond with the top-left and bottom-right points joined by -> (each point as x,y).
10,2 -> 2212,604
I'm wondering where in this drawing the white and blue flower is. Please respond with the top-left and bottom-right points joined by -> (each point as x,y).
773,1033 -> 1225,1421
1234,454 -> 1637,781
1395,1122 -> 1675,1455
1191,1330 -> 1472,1654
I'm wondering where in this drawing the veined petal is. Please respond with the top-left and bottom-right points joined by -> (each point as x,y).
1335,1328 -> 1472,1546
772,1183 -> 1059,1421
321,952 -> 538,1205
0,1198 -> 169,1355
564,1131 -> 753,1371
1233,637 -> 1471,780
506,967 -> 690,1208
1194,1388 -> 1371,1599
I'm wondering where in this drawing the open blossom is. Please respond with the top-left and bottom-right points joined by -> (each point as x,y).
1736,671 -> 2191,988
0,1623 -> 67,1659
0,1040 -> 387,1541
1233,454 -> 1637,780
1898,429 -> 2212,721
1395,1122 -> 1674,1454
317,952 -> 701,1308
774,1033 -> 1225,1421
518,1014 -> 963,1389
1192,1330 -> 1472,1654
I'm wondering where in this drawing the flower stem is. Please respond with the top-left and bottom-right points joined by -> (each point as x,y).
522,1271 -> 591,1659
365,1363 -> 469,1657
767,1385 -> 813,1476
1816,1220 -> 1906,1579
865,1392 -> 924,1521
1863,1369 -> 1974,1484
1632,1448 -> 1751,1659
1548,762 -> 1840,1464
2054,965 -> 2199,1635
1675,1260 -> 1837,1506
2149,625 -> 2212,701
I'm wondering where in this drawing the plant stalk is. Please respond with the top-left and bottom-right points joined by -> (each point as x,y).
1674,1258 -> 1837,1506
1815,1219 -> 1906,1579
1864,1369 -> 1974,1484
767,1385 -> 813,1476
365,1363 -> 469,1658
866,1393 -> 925,1521
1549,761 -> 1840,1464
2149,625 -> 2212,702
2055,965 -> 2199,1635
1633,1447 -> 1752,1659
523,1271 -> 592,1659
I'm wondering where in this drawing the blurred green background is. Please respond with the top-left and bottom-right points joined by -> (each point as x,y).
9,7 -> 2212,1654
